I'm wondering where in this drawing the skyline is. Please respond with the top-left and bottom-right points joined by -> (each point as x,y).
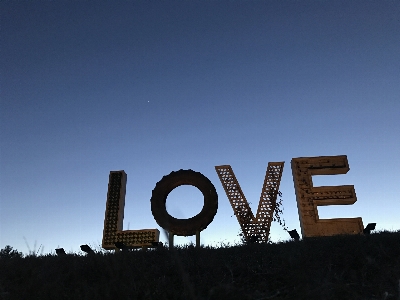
1,1 -> 399,255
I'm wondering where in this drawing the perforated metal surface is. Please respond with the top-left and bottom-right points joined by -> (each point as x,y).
215,162 -> 284,243
102,171 -> 159,250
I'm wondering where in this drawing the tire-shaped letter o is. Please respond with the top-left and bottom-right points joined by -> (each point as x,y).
150,169 -> 218,236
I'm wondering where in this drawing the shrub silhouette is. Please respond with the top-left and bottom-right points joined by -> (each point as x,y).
0,245 -> 23,259
1,230 -> 400,299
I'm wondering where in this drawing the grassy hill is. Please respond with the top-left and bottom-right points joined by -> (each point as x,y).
1,230 -> 399,300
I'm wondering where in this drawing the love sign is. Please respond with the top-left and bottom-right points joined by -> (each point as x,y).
102,155 -> 363,250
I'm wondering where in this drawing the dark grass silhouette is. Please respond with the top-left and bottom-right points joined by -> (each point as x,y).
1,230 -> 399,300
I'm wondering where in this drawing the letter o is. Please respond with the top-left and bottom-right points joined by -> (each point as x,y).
150,169 -> 218,236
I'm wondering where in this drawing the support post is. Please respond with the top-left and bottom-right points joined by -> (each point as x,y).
196,231 -> 200,248
169,232 -> 174,250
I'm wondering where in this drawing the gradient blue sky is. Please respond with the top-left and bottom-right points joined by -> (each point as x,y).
1,1 -> 399,255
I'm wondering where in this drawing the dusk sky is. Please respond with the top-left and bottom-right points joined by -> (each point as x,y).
1,1 -> 399,256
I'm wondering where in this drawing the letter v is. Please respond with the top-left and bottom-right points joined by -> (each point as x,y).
215,163 -> 284,243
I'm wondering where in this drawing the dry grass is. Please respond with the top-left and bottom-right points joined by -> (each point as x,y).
1,230 -> 399,300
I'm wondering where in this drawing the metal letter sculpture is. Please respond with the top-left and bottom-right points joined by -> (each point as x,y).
150,169 -> 218,237
215,162 -> 284,243
291,155 -> 363,238
102,171 -> 160,250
